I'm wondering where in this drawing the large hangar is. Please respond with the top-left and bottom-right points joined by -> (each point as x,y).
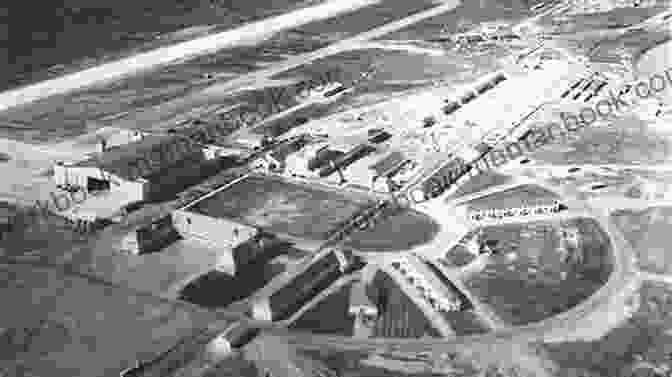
52,134 -> 228,204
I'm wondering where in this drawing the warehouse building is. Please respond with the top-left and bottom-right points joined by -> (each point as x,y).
366,270 -> 441,338
451,61 -> 580,141
172,205 -> 257,250
52,134 -> 234,215
120,215 -> 182,255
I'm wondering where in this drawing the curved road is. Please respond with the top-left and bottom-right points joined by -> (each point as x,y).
7,3 -> 672,373
260,176 -> 640,351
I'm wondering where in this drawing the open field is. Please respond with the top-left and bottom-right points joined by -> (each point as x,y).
463,218 -> 613,326
290,281 -> 356,336
528,116 -> 672,166
185,175 -> 439,252
545,169 -> 637,198
0,262 -> 221,377
449,171 -> 513,200
0,203 -> 90,257
0,0 -> 459,145
3,0 -> 316,91
179,263 -> 287,310
187,175 -> 371,240
273,47 -> 473,92
539,5 -> 667,33
293,0 -> 438,37
378,0 -> 536,41
1,198 -> 297,300
612,206 -> 672,274
345,208 -> 440,252
544,281 -> 672,377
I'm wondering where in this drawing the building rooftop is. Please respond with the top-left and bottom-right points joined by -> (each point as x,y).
73,134 -> 201,181
58,189 -> 137,220
452,61 -> 580,136
368,271 -> 440,338
369,151 -> 406,177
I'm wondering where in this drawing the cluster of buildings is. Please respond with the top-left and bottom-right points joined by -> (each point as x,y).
468,201 -> 568,222
250,129 -> 420,195
448,21 -> 523,52
46,122 -> 245,254
248,249 -> 363,322
566,0 -> 656,14
389,257 -> 462,313
560,73 -> 610,103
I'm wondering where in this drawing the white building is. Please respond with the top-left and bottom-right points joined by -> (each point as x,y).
469,201 -> 566,222
284,142 -> 331,178
369,151 -> 410,193
452,61 -> 578,142
52,134 -> 211,217
172,208 -> 257,251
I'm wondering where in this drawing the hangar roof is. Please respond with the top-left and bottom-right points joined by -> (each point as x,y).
73,134 -> 201,181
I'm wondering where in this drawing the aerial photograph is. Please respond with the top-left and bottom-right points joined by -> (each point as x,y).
1,0 -> 672,376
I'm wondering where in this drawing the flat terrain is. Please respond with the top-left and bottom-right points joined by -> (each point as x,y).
463,218 -> 613,326
187,175 -> 371,240
3,0 -> 313,91
0,262 -> 220,377
179,263 -> 287,309
345,208 -> 441,252
612,206 -> 672,274
290,281 -> 356,336
544,281 -> 672,377
0,0 -> 453,144
1,1 -> 670,376
448,171 -> 513,200
529,116 -> 672,166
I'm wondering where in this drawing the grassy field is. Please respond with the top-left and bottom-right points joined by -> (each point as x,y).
612,206 -> 672,275
379,0 -> 534,41
544,281 -> 672,377
188,175 -> 370,240
0,203 -> 90,258
463,218 -> 613,326
184,175 -> 438,255
345,208 -> 440,252
290,282 -> 355,336
179,262 -> 287,309
293,0 -> 438,37
0,262 -> 221,377
448,171 -> 513,200
546,169 -> 636,198
529,115 -> 672,166
0,0 -> 457,144
541,5 -> 667,32
3,0 -> 314,91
